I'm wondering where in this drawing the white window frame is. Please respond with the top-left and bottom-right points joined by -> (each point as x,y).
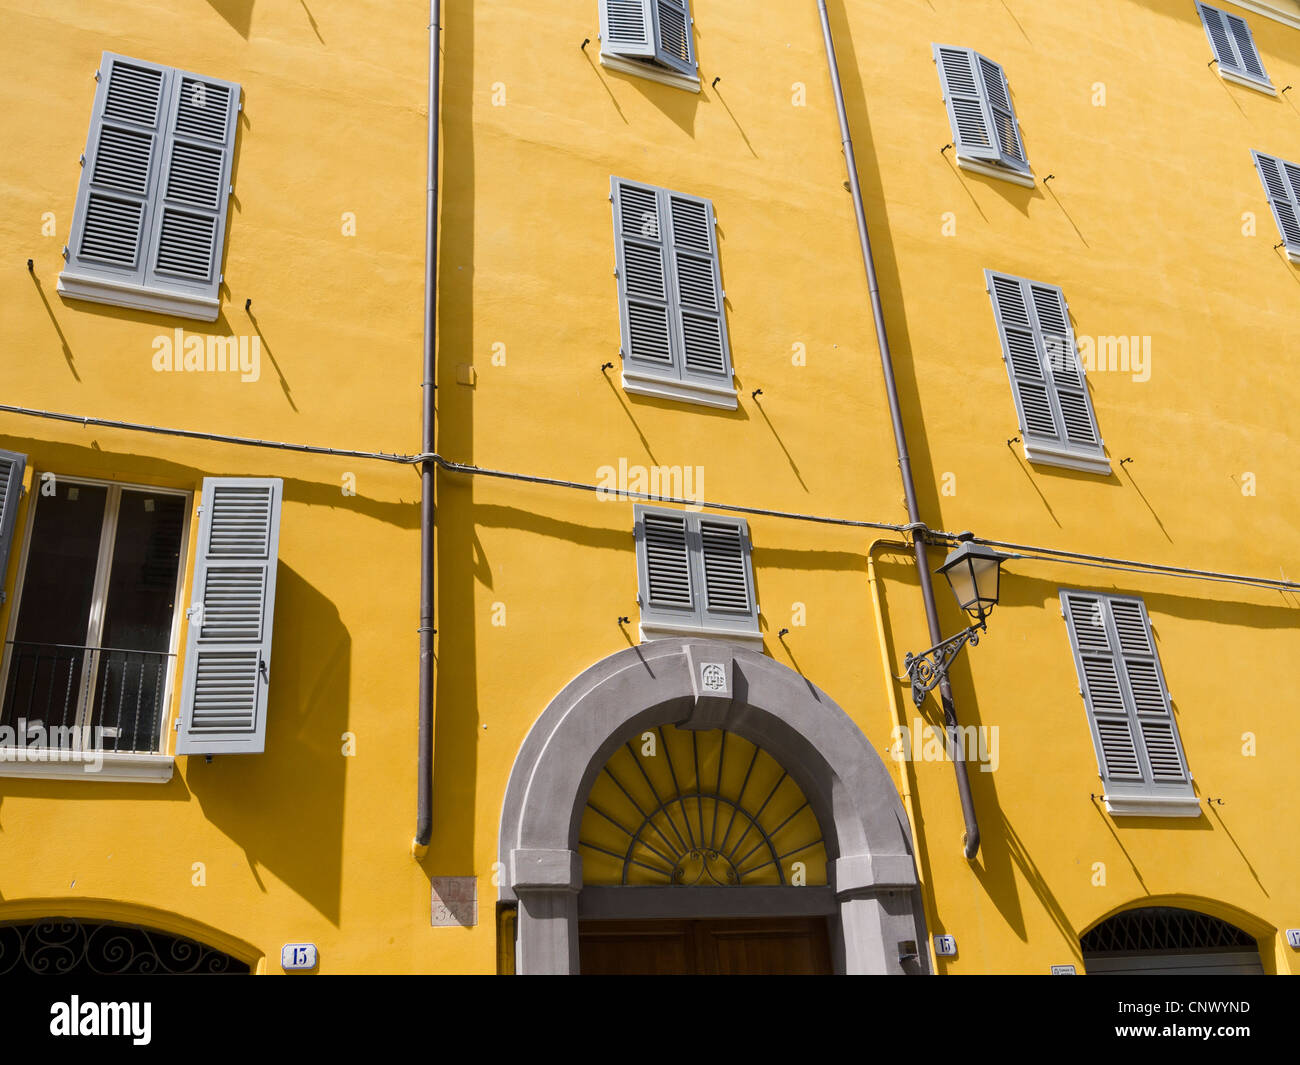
0,475 -> 191,782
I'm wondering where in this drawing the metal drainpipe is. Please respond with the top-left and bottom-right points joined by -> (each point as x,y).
818,0 -> 981,859
413,0 -> 441,859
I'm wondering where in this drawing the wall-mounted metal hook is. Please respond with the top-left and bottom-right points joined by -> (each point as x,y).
1275,240 -> 1286,250
244,298 -> 252,311
617,616 -> 630,626
940,143 -> 952,155
1007,434 -> 1021,446
1284,85 -> 1293,94
1119,456 -> 1134,467
1208,57 -> 1218,68
601,361 -> 614,372
1205,796 -> 1225,806
751,388 -> 763,399
1043,174 -> 1055,185
778,628 -> 790,638
712,76 -> 721,88
26,259 -> 33,273
581,37 -> 590,51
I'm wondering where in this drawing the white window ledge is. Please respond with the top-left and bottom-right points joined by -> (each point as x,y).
599,52 -> 701,94
58,270 -> 220,322
640,621 -> 763,649
956,155 -> 1036,189
0,750 -> 174,783
1022,441 -> 1112,476
1217,67 -> 1277,95
623,370 -> 738,410
1285,245 -> 1300,264
1102,792 -> 1203,818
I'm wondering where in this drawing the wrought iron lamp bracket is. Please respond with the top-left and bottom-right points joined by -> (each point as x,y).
902,619 -> 985,707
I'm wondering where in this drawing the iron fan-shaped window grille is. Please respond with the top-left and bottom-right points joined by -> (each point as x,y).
0,918 -> 250,974
579,725 -> 827,886
1081,907 -> 1257,955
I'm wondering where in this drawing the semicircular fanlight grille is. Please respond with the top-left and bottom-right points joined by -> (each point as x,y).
1081,907 -> 1257,955
579,726 -> 827,886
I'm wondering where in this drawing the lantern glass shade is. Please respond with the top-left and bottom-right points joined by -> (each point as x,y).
938,541 -> 1006,620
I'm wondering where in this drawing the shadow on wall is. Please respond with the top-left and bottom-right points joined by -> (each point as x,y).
429,0 -> 479,879
187,563 -> 350,926
204,0 -> 255,39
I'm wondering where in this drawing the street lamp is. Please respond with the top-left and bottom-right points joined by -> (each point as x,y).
903,532 -> 1009,707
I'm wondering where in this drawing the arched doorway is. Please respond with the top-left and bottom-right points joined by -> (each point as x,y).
1081,906 -> 1265,975
577,723 -> 833,974
498,638 -> 928,974
0,917 -> 251,974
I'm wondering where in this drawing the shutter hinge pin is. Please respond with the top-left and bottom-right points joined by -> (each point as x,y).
61,246 -> 69,261
94,69 -> 100,81
79,154 -> 85,167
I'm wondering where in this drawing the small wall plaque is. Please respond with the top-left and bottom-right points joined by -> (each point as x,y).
933,934 -> 957,956
1050,964 -> 1077,975
281,943 -> 318,971
431,876 -> 478,927
1286,929 -> 1300,949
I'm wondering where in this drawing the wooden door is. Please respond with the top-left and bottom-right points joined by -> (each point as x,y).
579,916 -> 833,975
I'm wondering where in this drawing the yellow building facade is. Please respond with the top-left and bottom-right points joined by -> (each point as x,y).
1,0 -> 1297,975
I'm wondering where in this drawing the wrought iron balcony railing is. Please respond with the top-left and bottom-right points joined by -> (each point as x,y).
0,641 -> 174,755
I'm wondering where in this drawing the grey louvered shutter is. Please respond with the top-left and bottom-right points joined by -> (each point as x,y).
59,53 -> 238,321
652,0 -> 696,77
1061,591 -> 1195,812
612,178 -> 676,379
933,46 -> 999,163
61,55 -> 171,298
144,69 -> 239,314
986,270 -> 1108,473
635,505 -> 697,632
1252,151 -> 1300,255
976,55 -> 1028,173
177,478 -> 282,755
0,450 -> 28,605
600,0 -> 656,59
696,516 -> 758,636
666,189 -> 732,388
1197,3 -> 1270,86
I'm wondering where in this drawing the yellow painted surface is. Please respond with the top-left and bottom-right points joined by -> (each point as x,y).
0,0 -> 1295,974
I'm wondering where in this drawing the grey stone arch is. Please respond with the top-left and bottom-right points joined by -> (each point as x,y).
498,637 -> 930,974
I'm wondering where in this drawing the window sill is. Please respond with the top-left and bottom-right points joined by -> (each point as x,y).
1023,440 -> 1111,476
1102,792 -> 1202,818
1217,67 -> 1276,95
599,52 -> 701,94
0,750 -> 174,783
640,621 -> 763,649
623,370 -> 738,410
58,270 -> 220,322
955,155 -> 1036,189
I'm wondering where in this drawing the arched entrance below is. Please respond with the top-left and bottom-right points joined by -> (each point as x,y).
1081,905 -> 1266,975
498,638 -> 928,974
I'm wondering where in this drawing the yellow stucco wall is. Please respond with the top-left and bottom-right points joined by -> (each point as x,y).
1,0 -> 1296,974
